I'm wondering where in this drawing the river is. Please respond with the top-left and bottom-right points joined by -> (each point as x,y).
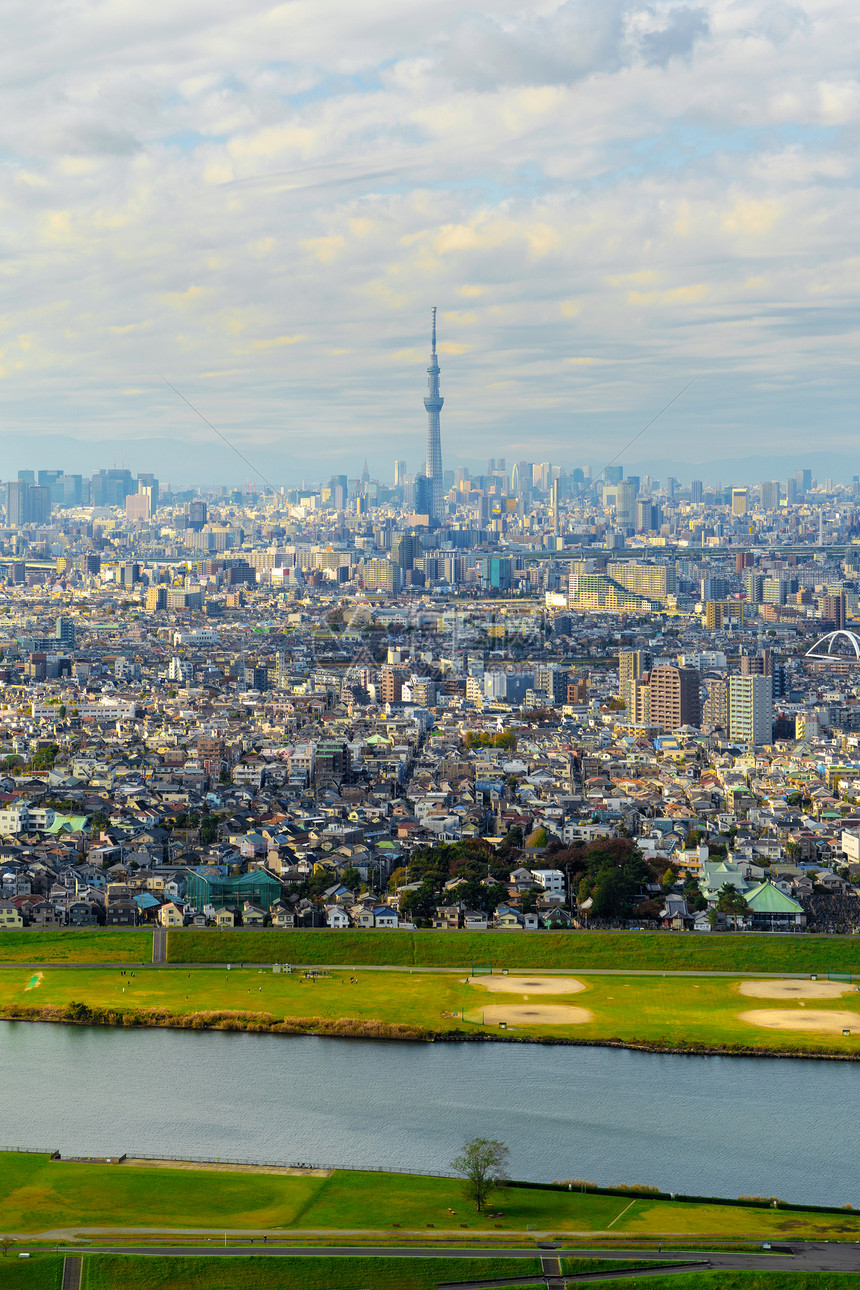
1,1021 -> 854,1208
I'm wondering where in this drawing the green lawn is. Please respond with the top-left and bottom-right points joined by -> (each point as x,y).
0,1255 -> 61,1289
3,964 -> 860,1056
0,930 -> 150,964
166,928 -> 860,975
0,1154 -> 322,1232
1,1155 -> 859,1241
83,1254 -> 541,1290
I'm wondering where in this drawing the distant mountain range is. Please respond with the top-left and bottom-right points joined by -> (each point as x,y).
0,432 -> 857,490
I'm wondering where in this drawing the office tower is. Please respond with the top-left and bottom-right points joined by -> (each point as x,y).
625,475 -> 640,497
17,470 -> 34,485
648,665 -> 702,731
785,477 -> 798,504
604,465 -> 623,485
552,478 -> 560,536
119,562 -> 140,589
423,306 -> 444,519
394,460 -> 406,486
414,475 -> 433,517
760,480 -> 780,510
615,480 -> 635,527
666,476 -> 678,501
731,488 -> 748,516
729,673 -> 773,746
635,499 -> 660,533
126,487 -> 154,522
796,468 -> 812,494
188,500 -> 208,531
478,556 -> 512,590
137,473 -> 159,511
392,531 -> 421,571
6,482 -> 29,527
691,479 -> 703,503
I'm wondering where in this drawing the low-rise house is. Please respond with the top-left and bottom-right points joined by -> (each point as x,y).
158,901 -> 185,928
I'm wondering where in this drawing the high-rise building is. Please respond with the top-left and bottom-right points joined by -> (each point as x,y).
423,307 -> 444,519
731,488 -> 748,516
6,481 -> 29,527
796,468 -> 812,494
394,460 -> 407,486
729,673 -> 773,746
615,480 -> 635,527
534,663 -> 569,705
702,678 -> 729,731
691,480 -> 703,504
648,665 -> 701,731
819,593 -> 846,630
760,480 -> 780,510
619,649 -> 652,706
605,465 -> 623,485
188,501 -> 208,532
785,477 -> 798,504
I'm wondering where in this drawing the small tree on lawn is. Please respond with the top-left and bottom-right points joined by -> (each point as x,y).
451,1137 -> 510,1212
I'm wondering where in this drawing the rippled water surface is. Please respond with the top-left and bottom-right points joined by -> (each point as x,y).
1,1022 -> 855,1207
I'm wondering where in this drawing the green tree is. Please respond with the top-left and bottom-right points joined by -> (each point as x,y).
341,866 -> 361,892
199,818 -> 218,846
716,883 -> 751,928
450,1137 -> 510,1213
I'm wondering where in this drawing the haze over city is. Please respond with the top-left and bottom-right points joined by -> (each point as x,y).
1,0 -> 859,483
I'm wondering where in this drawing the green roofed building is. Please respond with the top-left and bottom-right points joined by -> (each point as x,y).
186,867 -> 284,912
744,880 -> 806,930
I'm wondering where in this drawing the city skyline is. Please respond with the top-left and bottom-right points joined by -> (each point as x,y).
0,3 -> 858,477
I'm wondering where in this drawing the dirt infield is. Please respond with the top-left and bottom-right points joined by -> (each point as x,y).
468,975 -> 586,995
738,979 -> 855,1000
480,1004 -> 593,1026
739,1008 -> 860,1033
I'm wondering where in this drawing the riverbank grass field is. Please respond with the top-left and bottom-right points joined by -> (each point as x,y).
0,929 -> 150,964
166,927 -> 860,974
1,1155 -> 860,1240
82,1254 -> 544,1290
3,964 -> 860,1054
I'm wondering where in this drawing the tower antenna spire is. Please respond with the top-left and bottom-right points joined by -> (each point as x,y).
423,306 -> 444,521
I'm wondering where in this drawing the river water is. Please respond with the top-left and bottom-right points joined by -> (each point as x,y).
1,1021 -> 855,1207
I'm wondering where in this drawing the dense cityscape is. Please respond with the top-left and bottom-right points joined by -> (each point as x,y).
1,322 -> 860,941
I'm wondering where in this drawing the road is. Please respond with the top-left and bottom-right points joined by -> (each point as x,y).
38,1239 -> 860,1276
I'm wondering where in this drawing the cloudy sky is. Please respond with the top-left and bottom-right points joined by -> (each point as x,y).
1,0 -> 859,483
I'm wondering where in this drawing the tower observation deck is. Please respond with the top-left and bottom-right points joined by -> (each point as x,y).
423,306 -> 444,520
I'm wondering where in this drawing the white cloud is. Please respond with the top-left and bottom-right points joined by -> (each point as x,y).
0,0 -> 855,475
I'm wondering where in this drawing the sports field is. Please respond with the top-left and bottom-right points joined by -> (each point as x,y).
2,964 -> 859,1054
1,1152 -> 859,1239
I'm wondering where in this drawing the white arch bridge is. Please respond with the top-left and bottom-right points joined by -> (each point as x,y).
805,629 -> 860,661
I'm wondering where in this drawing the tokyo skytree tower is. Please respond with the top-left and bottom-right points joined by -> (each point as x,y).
423,306 -> 444,519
